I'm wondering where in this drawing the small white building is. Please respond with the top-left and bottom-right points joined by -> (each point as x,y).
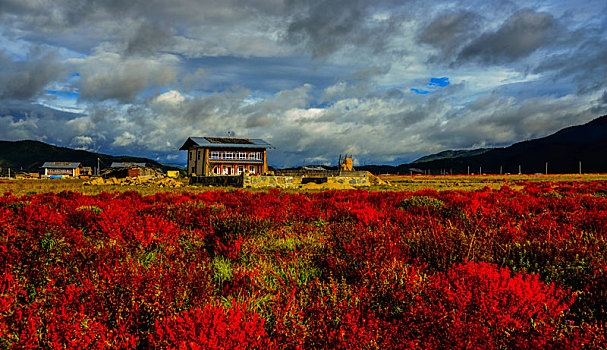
41,162 -> 83,177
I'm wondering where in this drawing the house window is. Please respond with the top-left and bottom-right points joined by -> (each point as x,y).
250,166 -> 256,174
224,152 -> 235,159
238,152 -> 247,160
210,151 -> 220,159
189,151 -> 193,160
197,151 -> 201,160
237,165 -> 244,174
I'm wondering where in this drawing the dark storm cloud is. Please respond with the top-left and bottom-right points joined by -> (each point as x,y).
0,0 -> 284,56
0,0 -> 135,31
179,56 -> 353,93
457,9 -> 559,64
285,0 -> 403,58
533,8 -> 607,94
0,49 -> 64,100
0,101 -> 87,143
418,10 -> 482,58
125,21 -> 176,56
74,54 -> 176,103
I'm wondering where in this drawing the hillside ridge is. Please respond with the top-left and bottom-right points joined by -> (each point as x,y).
0,139 -> 177,172
358,115 -> 607,174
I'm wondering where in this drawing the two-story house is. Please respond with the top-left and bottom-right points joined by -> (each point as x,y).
179,137 -> 273,176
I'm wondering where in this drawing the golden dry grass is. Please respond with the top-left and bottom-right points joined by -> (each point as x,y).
377,174 -> 607,192
1,173 -> 607,196
0,178 -> 199,196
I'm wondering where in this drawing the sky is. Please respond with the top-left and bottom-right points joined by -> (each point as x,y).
0,0 -> 605,167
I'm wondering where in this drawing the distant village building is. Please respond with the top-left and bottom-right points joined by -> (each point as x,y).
81,167 -> 93,176
179,137 -> 273,176
110,162 -> 147,168
41,162 -> 83,177
106,162 -> 156,178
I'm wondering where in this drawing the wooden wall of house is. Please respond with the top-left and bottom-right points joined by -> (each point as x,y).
186,148 -> 208,176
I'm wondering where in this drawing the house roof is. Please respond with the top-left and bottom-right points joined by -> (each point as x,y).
110,162 -> 147,168
179,137 -> 274,150
303,165 -> 326,171
42,162 -> 82,169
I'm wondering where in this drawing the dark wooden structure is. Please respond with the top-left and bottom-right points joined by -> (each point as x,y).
179,137 -> 274,177
103,162 -> 156,178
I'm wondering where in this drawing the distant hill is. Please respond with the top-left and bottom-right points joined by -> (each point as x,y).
0,140 -> 179,173
412,149 -> 492,164
359,115 -> 607,175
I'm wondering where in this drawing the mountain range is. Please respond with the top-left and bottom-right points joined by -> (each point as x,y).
357,114 -> 607,175
1,114 -> 606,175
0,140 -> 179,173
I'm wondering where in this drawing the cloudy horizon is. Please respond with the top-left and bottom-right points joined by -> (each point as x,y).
0,0 -> 605,167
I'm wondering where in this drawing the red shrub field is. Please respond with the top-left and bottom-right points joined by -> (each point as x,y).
1,181 -> 607,348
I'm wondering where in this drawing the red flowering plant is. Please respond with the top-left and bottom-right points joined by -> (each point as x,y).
0,183 -> 606,347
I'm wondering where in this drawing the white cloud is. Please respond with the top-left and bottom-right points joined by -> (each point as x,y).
112,131 -> 137,147
154,90 -> 185,105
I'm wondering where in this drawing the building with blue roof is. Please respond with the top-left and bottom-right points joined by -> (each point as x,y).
179,137 -> 274,176
41,162 -> 83,177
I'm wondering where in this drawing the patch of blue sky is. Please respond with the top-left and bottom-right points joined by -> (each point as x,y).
44,89 -> 79,99
411,77 -> 450,94
428,77 -> 450,87
40,88 -> 83,113
411,88 -> 430,94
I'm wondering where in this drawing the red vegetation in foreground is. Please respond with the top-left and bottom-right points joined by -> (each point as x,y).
1,181 -> 607,348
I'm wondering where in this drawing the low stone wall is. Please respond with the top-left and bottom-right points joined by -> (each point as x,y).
244,174 -> 369,188
190,173 -> 370,188
244,175 -> 300,188
328,176 -> 370,186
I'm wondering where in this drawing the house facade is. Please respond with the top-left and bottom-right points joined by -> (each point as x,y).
179,137 -> 273,176
41,162 -> 83,177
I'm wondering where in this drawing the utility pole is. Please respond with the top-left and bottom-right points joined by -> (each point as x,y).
467,165 -> 470,175
500,165 -> 502,175
479,166 -> 482,175
518,164 -> 521,175
579,161 -> 582,174
97,158 -> 101,176
545,162 -> 548,175
8,168 -> 10,178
